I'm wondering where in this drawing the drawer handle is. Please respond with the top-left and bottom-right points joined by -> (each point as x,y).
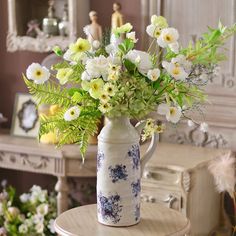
163,195 -> 177,208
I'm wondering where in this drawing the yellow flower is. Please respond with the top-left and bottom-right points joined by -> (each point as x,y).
98,103 -> 112,113
113,23 -> 133,35
151,15 -> 168,28
155,124 -> 166,133
104,83 -> 117,96
56,68 -> 73,85
40,131 -> 58,144
89,78 -> 104,99
108,72 -> 119,81
69,38 -> 91,54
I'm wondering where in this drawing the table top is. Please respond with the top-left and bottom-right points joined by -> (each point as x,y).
54,203 -> 190,236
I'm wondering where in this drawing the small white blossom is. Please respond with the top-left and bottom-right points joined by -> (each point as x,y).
36,203 -> 49,216
26,63 -> 50,84
20,193 -> 30,203
126,31 -> 138,42
48,219 -> 56,233
171,55 -> 192,73
81,71 -> 91,81
162,61 -> 188,80
199,122 -> 208,133
158,103 -> 182,123
147,68 -> 160,81
19,224 -> 28,234
64,106 -> 81,121
157,28 -> 179,48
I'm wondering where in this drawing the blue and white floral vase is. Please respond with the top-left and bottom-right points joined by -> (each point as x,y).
97,117 -> 158,226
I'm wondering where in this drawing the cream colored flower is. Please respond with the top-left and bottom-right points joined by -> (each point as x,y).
56,68 -> 73,85
103,83 -> 117,96
155,124 -> 166,133
26,63 -> 50,84
146,24 -> 162,38
171,55 -> 192,73
151,15 -> 168,28
98,103 -> 112,113
162,61 -> 188,80
69,38 -> 91,54
158,103 -> 182,123
147,68 -> 160,81
89,78 -> 104,99
64,106 -> 80,121
157,28 -> 179,48
113,23 -> 133,35
19,224 -> 28,234
81,80 -> 90,91
36,204 -> 49,216
126,31 -> 138,42
81,71 -> 91,81
99,93 -> 110,103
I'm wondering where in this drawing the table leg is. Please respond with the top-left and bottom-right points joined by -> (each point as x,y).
55,176 -> 69,215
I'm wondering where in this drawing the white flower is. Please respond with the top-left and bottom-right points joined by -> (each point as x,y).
63,49 -> 73,61
199,122 -> 208,133
0,203 -> 3,216
98,103 -> 112,113
26,63 -> 50,84
92,40 -> 100,49
208,153 -> 236,198
126,31 -> 138,42
162,61 -> 188,80
35,222 -> 44,234
158,103 -> 182,123
169,42 -> 179,53
33,214 -> 44,224
20,193 -> 30,203
48,219 -> 56,233
187,120 -> 195,127
19,224 -> 28,234
8,207 -> 20,218
157,28 -> 179,48
147,68 -> 160,81
103,83 -> 117,96
85,55 -> 109,79
125,50 -> 153,74
171,55 -> 192,73
146,24 -> 162,38
81,71 -> 91,81
36,203 -> 49,216
64,106 -> 80,121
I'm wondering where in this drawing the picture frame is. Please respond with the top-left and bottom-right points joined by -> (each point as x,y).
11,93 -> 40,138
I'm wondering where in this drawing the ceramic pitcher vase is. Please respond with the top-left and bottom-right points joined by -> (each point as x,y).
97,117 -> 158,226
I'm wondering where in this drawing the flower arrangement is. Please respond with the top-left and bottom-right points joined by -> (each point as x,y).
0,184 -> 56,236
23,15 -> 236,158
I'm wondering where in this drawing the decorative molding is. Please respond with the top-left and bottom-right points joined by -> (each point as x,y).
182,171 -> 191,193
169,125 -> 228,148
21,154 -> 49,169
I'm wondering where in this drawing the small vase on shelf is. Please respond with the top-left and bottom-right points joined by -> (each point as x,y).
59,3 -> 69,37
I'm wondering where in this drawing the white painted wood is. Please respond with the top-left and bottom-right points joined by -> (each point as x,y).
54,203 -> 190,236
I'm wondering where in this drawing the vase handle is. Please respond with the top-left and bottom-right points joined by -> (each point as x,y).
135,121 -> 159,176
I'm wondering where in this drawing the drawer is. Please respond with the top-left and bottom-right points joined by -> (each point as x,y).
142,166 -> 182,187
141,185 -> 182,211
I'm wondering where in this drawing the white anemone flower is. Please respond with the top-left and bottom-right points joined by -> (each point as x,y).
147,68 -> 160,81
157,28 -> 179,48
126,31 -> 138,42
208,153 -> 236,198
146,24 -> 162,38
81,71 -> 91,81
171,55 -> 192,72
26,63 -> 50,84
125,50 -> 153,74
162,61 -> 188,80
169,42 -> 179,53
64,106 -> 80,121
158,103 -> 182,123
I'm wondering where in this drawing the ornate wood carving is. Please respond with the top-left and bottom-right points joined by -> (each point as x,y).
21,154 -> 49,169
182,171 -> 191,193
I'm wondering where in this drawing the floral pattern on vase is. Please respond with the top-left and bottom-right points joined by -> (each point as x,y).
128,144 -> 140,170
97,149 -> 105,172
131,179 -> 141,197
97,192 -> 123,224
134,204 -> 140,222
108,164 -> 128,183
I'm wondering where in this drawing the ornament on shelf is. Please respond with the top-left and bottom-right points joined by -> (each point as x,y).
26,19 -> 42,38
42,0 -> 58,37
59,3 -> 69,37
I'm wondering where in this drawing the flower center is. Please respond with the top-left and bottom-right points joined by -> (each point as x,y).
36,70 -> 42,76
164,34 -> 173,43
169,108 -> 176,115
172,67 -> 180,75
70,111 -> 75,115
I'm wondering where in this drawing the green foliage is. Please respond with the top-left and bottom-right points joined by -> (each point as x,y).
118,39 -> 134,55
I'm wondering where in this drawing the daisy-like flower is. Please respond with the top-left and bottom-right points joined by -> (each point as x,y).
89,78 -> 104,99
157,103 -> 182,123
146,25 -> 162,38
98,103 -> 112,113
157,28 -> 179,48
64,106 -> 80,121
108,73 -> 119,81
103,83 -> 117,96
56,68 -> 73,85
171,55 -> 192,73
126,31 -> 138,43
69,38 -> 91,54
147,68 -> 160,81
155,124 -> 166,133
162,61 -> 188,80
208,153 -> 235,198
99,93 -> 110,103
108,64 -> 121,74
19,224 -> 28,234
26,63 -> 50,84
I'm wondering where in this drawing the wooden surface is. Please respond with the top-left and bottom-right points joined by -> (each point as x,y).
54,203 -> 190,236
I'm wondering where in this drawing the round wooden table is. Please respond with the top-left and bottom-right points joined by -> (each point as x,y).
54,203 -> 190,236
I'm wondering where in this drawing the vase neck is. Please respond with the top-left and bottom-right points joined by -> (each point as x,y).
107,117 -> 131,126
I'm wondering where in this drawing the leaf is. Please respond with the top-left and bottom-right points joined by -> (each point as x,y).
124,59 -> 136,73
52,61 -> 70,70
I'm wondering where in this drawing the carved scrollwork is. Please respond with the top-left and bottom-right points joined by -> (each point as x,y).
21,154 -> 49,169
182,171 -> 191,193
169,125 -> 228,148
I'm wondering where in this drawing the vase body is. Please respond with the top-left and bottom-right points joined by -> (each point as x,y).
97,117 -> 158,226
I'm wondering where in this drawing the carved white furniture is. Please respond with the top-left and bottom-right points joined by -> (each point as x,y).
7,0 -> 90,52
54,203 -> 190,236
140,142 -> 231,236
0,132 -> 97,215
